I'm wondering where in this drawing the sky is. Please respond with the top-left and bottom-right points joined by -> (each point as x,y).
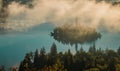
0,0 -> 120,68
1,0 -> 120,32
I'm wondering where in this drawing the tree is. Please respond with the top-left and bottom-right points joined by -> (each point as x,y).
108,59 -> 116,71
38,47 -> 46,69
49,43 -> 58,66
117,46 -> 120,55
17,44 -> 120,71
41,59 -> 67,71
51,23 -> 101,52
34,49 -> 39,60
96,48 -> 104,55
40,47 -> 46,56
79,46 -> 84,53
53,59 -> 67,71
50,43 -> 57,56
89,44 -> 96,55
64,49 -> 73,71
34,49 -> 39,68
19,53 -> 33,71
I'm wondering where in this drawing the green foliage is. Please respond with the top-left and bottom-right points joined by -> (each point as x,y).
85,68 -> 100,71
1,43 -> 120,71
53,59 -> 67,71
116,64 -> 120,71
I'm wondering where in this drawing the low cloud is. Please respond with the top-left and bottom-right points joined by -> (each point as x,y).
0,0 -> 120,32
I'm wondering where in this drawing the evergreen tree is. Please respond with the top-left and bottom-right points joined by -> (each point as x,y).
38,47 -> 46,69
49,43 -> 58,66
34,49 -> 39,68
108,59 -> 116,71
79,46 -> 84,53
50,43 -> 57,57
19,53 -> 32,71
89,44 -> 96,54
17,44 -> 120,71
117,46 -> 120,55
40,47 -> 46,56
54,59 -> 67,71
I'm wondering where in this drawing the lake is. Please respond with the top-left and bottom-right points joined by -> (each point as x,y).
0,23 -> 120,68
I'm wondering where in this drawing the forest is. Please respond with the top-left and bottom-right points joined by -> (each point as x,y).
1,43 -> 120,71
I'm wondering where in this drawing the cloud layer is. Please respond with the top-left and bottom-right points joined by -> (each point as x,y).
1,0 -> 120,32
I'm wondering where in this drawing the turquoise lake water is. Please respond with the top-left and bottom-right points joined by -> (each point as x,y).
0,23 -> 120,68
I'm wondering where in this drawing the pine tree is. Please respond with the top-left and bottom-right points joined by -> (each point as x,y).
19,53 -> 32,71
34,49 -> 39,68
117,46 -> 120,55
50,43 -> 57,56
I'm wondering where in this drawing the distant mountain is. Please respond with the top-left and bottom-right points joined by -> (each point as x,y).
26,23 -> 54,34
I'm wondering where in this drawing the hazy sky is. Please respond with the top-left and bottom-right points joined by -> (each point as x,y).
1,0 -> 120,32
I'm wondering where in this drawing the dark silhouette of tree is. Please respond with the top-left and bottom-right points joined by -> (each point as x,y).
108,59 -> 116,71
96,48 -> 104,55
88,44 -> 96,55
63,49 -> 73,71
19,53 -> 32,71
40,47 -> 46,56
50,43 -> 57,56
49,43 -> 58,67
34,49 -> 39,69
38,47 -> 46,69
17,44 -> 120,71
51,24 -> 101,52
117,46 -> 120,55
53,59 -> 67,71
79,46 -> 84,53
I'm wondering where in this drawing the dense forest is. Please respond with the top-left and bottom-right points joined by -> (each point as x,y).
1,43 -> 120,71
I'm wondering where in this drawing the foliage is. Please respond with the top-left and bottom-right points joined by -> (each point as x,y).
1,43 -> 120,71
17,43 -> 120,71
51,25 -> 101,51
